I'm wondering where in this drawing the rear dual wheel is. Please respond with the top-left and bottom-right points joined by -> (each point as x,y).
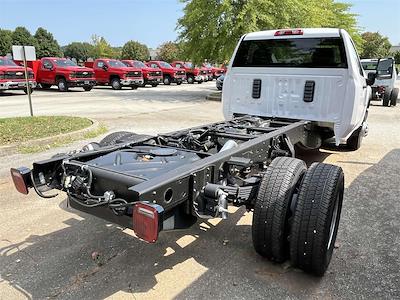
252,157 -> 344,276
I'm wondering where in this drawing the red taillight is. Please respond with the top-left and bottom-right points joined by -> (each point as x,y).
133,202 -> 164,243
10,167 -> 31,195
274,29 -> 303,36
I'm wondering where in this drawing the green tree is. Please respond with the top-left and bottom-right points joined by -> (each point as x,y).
360,32 -> 392,59
63,42 -> 94,61
0,29 -> 13,56
121,40 -> 150,61
392,51 -> 400,64
112,46 -> 122,59
34,27 -> 62,58
11,26 -> 37,47
90,35 -> 115,58
177,0 -> 362,64
157,41 -> 180,62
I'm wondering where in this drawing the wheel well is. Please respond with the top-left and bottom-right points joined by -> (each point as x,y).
110,75 -> 120,81
55,75 -> 65,82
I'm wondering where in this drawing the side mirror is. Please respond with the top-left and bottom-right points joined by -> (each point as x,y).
44,65 -> 53,71
366,72 -> 376,86
102,65 -> 108,71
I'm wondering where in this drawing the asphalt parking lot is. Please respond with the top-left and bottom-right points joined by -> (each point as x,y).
0,81 -> 399,299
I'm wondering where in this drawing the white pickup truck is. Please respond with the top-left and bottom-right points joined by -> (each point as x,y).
223,28 -> 376,150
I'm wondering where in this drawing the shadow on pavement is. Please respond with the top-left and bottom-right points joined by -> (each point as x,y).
1,150 -> 398,299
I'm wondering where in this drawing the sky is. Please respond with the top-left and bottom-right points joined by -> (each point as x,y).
0,0 -> 399,48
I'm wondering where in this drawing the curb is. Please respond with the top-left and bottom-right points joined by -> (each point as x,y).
206,91 -> 222,101
0,118 -> 100,156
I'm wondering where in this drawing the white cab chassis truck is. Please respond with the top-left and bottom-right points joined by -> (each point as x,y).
224,28 -> 374,150
11,28 -> 375,277
361,58 -> 398,107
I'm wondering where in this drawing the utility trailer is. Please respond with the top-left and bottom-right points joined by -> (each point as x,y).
11,28 -> 374,276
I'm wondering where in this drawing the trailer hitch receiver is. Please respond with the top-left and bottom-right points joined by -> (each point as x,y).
133,202 -> 164,243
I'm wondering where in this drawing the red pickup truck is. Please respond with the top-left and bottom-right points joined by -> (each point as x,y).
121,60 -> 162,87
18,57 -> 96,92
86,59 -> 144,90
146,61 -> 185,85
203,63 -> 225,80
171,61 -> 204,84
0,56 -> 36,94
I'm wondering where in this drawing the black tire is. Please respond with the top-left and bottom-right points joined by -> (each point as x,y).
23,86 -> 33,94
83,86 -> 93,92
187,75 -> 195,84
163,76 -> 171,85
390,88 -> 398,107
41,83 -> 52,89
57,78 -> 69,92
99,131 -> 133,146
290,163 -> 344,276
383,90 -> 391,106
131,85 -> 138,90
111,78 -> 122,90
176,81 -> 182,85
99,131 -> 151,147
198,81 -> 203,84
252,157 -> 307,262
151,83 -> 158,87
346,127 -> 363,151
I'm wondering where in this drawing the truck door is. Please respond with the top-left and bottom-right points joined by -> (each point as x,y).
94,60 -> 107,83
40,59 -> 55,84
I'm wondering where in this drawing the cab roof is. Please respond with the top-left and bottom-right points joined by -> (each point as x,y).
244,28 -> 342,40
42,57 -> 66,60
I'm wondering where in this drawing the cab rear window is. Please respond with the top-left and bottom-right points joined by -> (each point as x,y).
233,37 -> 347,68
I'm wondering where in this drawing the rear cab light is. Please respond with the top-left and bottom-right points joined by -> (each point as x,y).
274,29 -> 303,36
133,202 -> 164,243
10,167 -> 32,194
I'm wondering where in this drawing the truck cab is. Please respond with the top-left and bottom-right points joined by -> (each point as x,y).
361,58 -> 398,106
0,56 -> 36,94
88,59 -> 143,90
121,60 -> 162,87
223,28 -> 373,150
31,57 -> 96,92
146,61 -> 185,85
171,61 -> 204,84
